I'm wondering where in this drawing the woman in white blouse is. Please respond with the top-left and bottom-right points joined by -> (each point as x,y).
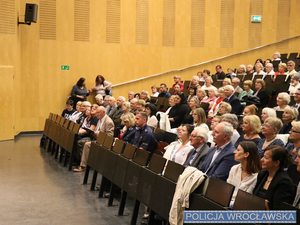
163,124 -> 194,165
227,141 -> 261,207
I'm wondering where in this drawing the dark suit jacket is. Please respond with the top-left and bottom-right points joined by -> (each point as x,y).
225,95 -> 243,115
198,142 -> 237,181
253,170 -> 296,209
183,143 -> 209,168
256,89 -> 269,108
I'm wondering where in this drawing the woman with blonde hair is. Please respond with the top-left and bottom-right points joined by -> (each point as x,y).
274,92 -> 290,112
192,108 -> 209,132
235,115 -> 262,148
243,104 -> 258,116
279,106 -> 299,134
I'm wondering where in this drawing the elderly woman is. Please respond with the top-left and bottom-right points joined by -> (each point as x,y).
227,141 -> 261,207
243,104 -> 258,116
208,87 -> 225,118
274,63 -> 287,79
253,146 -> 296,209
239,80 -> 254,102
235,115 -> 262,147
288,73 -> 300,96
236,64 -> 247,76
274,92 -> 290,111
119,113 -> 136,141
221,113 -> 240,145
140,90 -> 150,102
163,124 -> 194,165
183,96 -> 200,124
192,108 -> 209,132
261,107 -> 277,122
195,87 -> 207,102
188,75 -> 200,94
258,117 -> 284,157
201,76 -> 218,92
252,62 -> 266,80
200,87 -> 217,109
222,78 -> 232,86
95,94 -> 104,106
279,106 -> 299,134
253,79 -> 269,108
217,102 -> 232,116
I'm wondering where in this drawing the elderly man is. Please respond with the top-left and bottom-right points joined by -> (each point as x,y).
264,63 -> 275,79
231,77 -> 243,96
286,60 -> 298,80
198,122 -> 237,181
109,96 -> 126,128
223,85 -> 243,115
183,127 -> 209,168
73,106 -> 114,172
128,91 -> 135,101
106,96 -> 117,117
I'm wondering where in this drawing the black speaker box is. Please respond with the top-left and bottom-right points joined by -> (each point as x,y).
25,3 -> 38,23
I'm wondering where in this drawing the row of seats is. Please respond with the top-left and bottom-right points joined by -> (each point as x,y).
41,113 -> 80,170
41,116 -> 299,225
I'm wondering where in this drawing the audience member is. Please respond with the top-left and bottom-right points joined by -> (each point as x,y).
227,141 -> 261,207
274,92 -> 290,112
293,148 -> 300,208
208,87 -> 225,118
261,107 -> 277,122
163,124 -> 194,165
236,65 -> 246,76
286,60 -> 298,81
217,102 -> 232,116
274,63 -> 287,79
128,91 -> 135,101
243,104 -> 258,116
279,106 -> 298,134
91,75 -> 112,97
183,127 -> 210,168
172,75 -> 184,92
151,86 -> 159,97
263,63 -> 275,79
239,80 -> 254,103
168,95 -> 189,129
235,115 -> 262,148
145,103 -> 158,129
62,99 -> 75,120
158,83 -> 171,98
232,77 -> 243,96
221,113 -> 240,145
70,77 -> 89,105
253,79 -> 269,108
119,113 -> 136,141
289,73 -> 300,97
223,85 -> 243,115
258,117 -> 284,157
253,146 -> 296,209
182,96 -> 199,124
199,122 -> 237,180
95,94 -> 104,106
192,108 -> 209,132
246,64 -> 254,76
214,65 -> 226,80
252,62 -> 266,81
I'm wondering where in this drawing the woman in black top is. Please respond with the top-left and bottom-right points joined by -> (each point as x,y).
253,145 -> 296,209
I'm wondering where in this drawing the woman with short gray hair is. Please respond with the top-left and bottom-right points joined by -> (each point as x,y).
257,117 -> 284,157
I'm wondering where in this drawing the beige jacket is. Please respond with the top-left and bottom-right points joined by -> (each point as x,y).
169,167 -> 206,225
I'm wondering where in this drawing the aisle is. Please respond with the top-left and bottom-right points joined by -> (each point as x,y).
0,135 -> 132,225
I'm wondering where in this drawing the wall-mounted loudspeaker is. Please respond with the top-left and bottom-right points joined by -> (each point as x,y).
25,3 -> 38,24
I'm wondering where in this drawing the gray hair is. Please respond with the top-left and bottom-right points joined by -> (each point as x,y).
218,122 -> 234,139
95,94 -> 103,100
277,92 -> 291,104
221,113 -> 239,129
264,117 -> 283,133
262,107 -> 277,118
193,127 -> 208,142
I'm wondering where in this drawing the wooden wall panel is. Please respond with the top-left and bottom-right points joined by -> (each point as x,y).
74,0 -> 90,41
162,0 -> 175,46
0,0 -> 15,34
39,0 -> 56,40
191,0 -> 205,47
248,0 -> 263,48
136,0 -> 149,44
106,0 -> 120,43
276,0 -> 290,41
220,0 -> 234,48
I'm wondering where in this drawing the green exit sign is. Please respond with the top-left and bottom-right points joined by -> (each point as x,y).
251,15 -> 262,23
61,65 -> 70,71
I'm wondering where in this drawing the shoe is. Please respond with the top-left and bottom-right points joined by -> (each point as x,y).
73,166 -> 85,172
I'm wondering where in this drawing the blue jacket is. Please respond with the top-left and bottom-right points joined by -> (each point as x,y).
198,142 -> 237,181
